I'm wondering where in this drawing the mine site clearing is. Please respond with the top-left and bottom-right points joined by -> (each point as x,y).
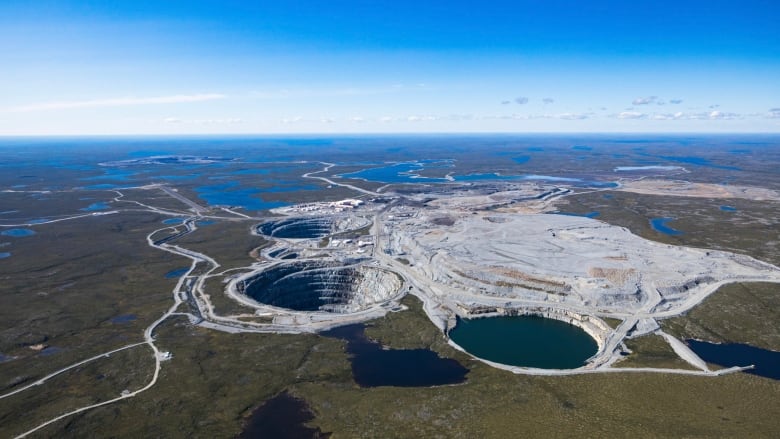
177,177 -> 780,376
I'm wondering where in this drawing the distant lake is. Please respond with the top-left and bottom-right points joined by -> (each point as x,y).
552,211 -> 600,219
195,181 -> 290,211
650,217 -> 683,236
720,205 -> 737,212
0,252 -> 10,259
1,228 -> 36,237
339,162 -> 449,183
81,202 -> 109,211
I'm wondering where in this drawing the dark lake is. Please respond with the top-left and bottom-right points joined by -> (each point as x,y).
321,323 -> 468,387
240,392 -> 330,439
686,339 -> 780,380
449,315 -> 598,369
110,314 -> 137,324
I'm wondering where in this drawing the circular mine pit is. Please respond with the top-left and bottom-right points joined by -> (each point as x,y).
257,215 -> 369,239
241,261 -> 402,313
258,217 -> 333,239
448,315 -> 598,369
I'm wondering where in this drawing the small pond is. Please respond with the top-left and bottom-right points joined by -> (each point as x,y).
650,217 -> 684,236
1,229 -> 36,237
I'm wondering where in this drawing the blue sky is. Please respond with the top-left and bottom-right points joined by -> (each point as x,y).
1,0 -> 779,134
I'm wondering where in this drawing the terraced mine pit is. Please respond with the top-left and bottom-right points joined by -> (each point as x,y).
241,261 -> 402,313
257,215 -> 370,239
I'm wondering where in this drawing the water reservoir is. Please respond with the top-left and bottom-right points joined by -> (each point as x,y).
449,315 -> 598,369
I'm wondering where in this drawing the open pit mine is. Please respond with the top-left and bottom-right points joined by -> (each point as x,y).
214,182 -> 780,375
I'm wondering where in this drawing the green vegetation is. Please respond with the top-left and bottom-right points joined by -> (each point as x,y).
601,317 -> 623,329
614,335 -> 696,370
662,282 -> 780,351
173,220 -> 268,270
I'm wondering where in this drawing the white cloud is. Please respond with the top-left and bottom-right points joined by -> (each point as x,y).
707,110 -> 739,120
669,99 -> 683,105
542,98 -> 555,104
554,112 -> 589,120
407,115 -> 438,122
766,108 -> 780,119
11,94 -> 226,112
618,111 -> 647,119
163,117 -> 242,125
632,96 -> 657,105
514,96 -> 529,105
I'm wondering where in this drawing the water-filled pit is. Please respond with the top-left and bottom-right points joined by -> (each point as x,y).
449,315 -> 599,369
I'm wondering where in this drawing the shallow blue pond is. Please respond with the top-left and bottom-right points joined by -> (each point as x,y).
164,267 -> 190,278
81,202 -> 109,211
1,228 -> 36,237
650,217 -> 683,236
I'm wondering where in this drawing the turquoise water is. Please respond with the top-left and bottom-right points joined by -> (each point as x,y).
720,205 -> 737,212
449,315 -> 598,369
1,228 -> 36,237
650,217 -> 683,235
162,218 -> 186,225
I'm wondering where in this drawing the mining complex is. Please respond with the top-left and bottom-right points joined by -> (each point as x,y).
171,178 -> 780,376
